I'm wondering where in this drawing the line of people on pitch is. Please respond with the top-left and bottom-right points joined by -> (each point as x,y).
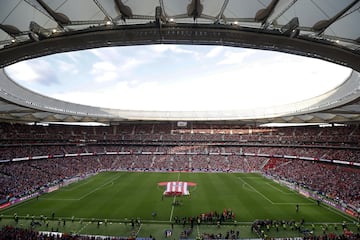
174,209 -> 236,228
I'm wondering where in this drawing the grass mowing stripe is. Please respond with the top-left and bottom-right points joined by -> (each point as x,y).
1,172 -> 355,227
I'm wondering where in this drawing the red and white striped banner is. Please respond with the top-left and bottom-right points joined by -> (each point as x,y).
159,181 -> 196,196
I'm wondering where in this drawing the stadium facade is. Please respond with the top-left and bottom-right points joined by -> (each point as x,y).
0,0 -> 359,124
0,1 -> 359,239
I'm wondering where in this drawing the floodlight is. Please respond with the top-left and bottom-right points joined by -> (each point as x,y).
36,0 -> 70,25
280,17 -> 299,38
29,21 -> 52,41
255,0 -> 279,23
155,6 -> 162,25
114,0 -> 133,21
187,0 -> 203,21
0,24 -> 21,37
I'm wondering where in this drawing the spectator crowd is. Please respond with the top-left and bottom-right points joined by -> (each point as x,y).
0,122 -> 359,212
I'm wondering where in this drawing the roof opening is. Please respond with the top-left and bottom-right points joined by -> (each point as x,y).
5,45 -> 351,112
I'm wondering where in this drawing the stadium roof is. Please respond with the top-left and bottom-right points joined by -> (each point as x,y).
0,0 -> 359,124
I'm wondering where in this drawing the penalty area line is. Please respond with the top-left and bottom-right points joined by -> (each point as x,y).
78,173 -> 122,200
76,221 -> 91,235
265,182 -> 295,194
134,224 -> 143,237
238,176 -> 274,204
42,198 -> 79,201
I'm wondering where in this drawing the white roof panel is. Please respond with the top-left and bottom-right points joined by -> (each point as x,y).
0,0 -> 358,124
324,2 -> 360,40
224,0 -> 270,20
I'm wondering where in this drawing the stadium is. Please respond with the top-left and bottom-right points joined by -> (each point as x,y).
0,0 -> 360,239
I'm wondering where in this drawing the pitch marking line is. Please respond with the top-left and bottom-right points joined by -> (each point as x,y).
238,177 -> 274,204
265,182 -> 295,194
308,198 -> 355,222
169,172 -> 181,222
61,177 -> 96,192
76,221 -> 91,234
78,173 -> 123,200
238,177 -> 317,205
0,196 -> 38,214
42,198 -> 79,201
135,224 -> 143,237
321,206 -> 355,222
45,173 -> 123,201
239,177 -> 263,179
241,183 -> 255,192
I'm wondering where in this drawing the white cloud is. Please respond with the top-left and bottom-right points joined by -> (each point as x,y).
217,49 -> 254,65
149,44 -> 201,61
119,58 -> 146,72
89,47 -> 123,62
63,52 -> 81,64
149,44 -> 193,54
149,44 -> 177,53
91,61 -> 118,83
56,60 -> 79,75
205,46 -> 223,58
8,45 -> 351,112
5,60 -> 59,86
91,61 -> 117,73
5,61 -> 40,83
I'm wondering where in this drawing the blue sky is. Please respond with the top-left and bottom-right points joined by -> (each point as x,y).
4,44 -> 352,111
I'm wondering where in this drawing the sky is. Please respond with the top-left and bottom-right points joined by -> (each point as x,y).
4,44 -> 352,112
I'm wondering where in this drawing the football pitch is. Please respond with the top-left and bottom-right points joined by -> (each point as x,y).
0,172 -> 357,238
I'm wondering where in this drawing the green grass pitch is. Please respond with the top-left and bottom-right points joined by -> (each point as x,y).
0,172 -> 356,238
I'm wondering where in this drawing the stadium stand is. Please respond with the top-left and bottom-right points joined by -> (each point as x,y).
265,159 -> 360,208
0,225 -> 131,240
0,122 -> 359,212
